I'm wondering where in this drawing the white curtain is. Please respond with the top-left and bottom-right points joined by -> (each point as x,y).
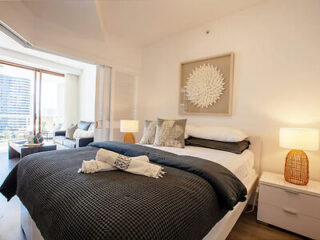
110,71 -> 137,141
94,65 -> 112,141
94,66 -> 137,142
64,73 -> 79,129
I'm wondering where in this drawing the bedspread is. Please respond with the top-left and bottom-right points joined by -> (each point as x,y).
0,141 -> 246,240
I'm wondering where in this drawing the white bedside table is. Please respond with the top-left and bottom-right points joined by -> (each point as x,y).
257,172 -> 320,239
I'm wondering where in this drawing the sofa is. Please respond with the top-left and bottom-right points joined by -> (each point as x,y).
53,121 -> 94,148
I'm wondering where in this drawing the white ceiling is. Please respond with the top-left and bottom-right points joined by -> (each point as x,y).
98,0 -> 264,46
19,0 -> 264,47
21,0 -> 104,41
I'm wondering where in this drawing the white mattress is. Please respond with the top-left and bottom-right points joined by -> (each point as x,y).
143,145 -> 255,186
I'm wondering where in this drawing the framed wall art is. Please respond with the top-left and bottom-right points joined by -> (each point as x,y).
179,52 -> 234,116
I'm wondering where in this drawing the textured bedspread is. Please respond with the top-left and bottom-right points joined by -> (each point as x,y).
0,141 -> 247,240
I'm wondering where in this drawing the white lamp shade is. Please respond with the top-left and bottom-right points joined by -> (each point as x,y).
279,128 -> 319,151
120,120 -> 139,133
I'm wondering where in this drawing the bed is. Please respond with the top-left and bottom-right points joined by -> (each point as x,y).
146,137 -> 260,240
1,137 -> 260,240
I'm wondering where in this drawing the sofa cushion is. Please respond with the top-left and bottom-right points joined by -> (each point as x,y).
78,121 -> 92,131
63,139 -> 76,148
73,129 -> 94,139
54,136 -> 65,145
66,125 -> 77,139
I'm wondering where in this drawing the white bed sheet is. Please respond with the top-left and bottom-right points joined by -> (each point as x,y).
143,145 -> 255,185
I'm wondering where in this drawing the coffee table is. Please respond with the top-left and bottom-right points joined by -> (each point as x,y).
8,141 -> 57,159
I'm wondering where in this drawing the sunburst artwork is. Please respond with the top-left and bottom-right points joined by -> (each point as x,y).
185,64 -> 225,108
179,52 -> 234,115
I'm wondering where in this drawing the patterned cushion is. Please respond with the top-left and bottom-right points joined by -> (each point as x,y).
153,118 -> 187,148
139,120 -> 157,144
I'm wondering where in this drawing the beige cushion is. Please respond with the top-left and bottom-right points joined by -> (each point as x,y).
66,125 -> 77,139
73,129 -> 94,139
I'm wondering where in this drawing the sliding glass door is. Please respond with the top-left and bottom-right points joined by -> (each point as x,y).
0,60 -> 64,143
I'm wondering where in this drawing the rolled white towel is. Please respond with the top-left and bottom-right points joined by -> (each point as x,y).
96,148 -> 149,164
78,149 -> 150,174
96,149 -> 165,179
78,159 -> 115,174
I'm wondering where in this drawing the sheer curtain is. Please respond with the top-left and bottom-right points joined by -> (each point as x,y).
93,66 -> 137,142
64,73 -> 79,129
94,65 -> 112,142
110,71 -> 137,141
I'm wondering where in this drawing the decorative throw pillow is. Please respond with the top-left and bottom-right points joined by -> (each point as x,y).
139,120 -> 157,144
66,125 -> 77,139
73,129 -> 94,139
153,118 -> 187,148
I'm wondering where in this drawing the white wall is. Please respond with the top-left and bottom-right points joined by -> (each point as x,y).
78,65 -> 97,122
138,0 -> 320,180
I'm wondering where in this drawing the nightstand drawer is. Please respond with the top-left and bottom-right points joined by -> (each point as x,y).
258,202 -> 320,239
259,184 -> 320,219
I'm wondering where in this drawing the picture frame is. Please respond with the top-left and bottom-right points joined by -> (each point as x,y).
179,52 -> 234,116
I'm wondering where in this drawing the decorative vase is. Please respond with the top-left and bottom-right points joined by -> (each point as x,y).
34,133 -> 44,144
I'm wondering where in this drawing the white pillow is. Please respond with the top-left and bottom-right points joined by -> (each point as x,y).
73,129 -> 94,139
184,124 -> 194,139
185,125 -> 247,142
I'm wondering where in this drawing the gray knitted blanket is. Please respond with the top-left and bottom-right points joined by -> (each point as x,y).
0,141 -> 246,240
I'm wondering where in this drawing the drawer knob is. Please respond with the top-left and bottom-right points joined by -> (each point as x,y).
282,208 -> 297,215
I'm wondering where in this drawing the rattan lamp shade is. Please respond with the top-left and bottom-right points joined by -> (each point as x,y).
280,128 -> 319,185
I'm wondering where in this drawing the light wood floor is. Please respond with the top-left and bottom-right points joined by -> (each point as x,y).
0,147 -> 309,240
227,209 -> 308,240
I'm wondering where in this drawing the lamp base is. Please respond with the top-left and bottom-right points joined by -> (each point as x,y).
284,149 -> 309,186
123,132 -> 135,144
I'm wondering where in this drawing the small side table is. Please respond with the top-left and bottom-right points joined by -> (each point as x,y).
8,141 -> 57,159
258,171 -> 320,239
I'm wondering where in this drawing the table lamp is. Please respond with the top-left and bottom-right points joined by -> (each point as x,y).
279,128 -> 319,185
120,120 -> 139,144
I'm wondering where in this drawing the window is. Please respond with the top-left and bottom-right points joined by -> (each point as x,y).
0,60 -> 64,143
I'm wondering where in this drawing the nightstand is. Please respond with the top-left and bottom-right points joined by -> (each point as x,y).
257,172 -> 320,239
